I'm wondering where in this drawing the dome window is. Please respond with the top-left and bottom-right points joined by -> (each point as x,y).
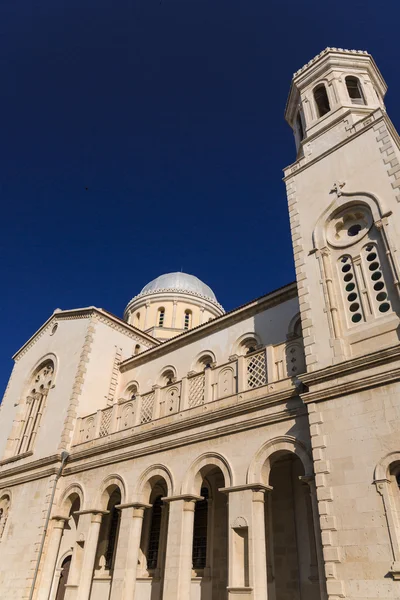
346,76 -> 366,105
184,310 -> 192,330
314,84 -> 331,118
158,308 -> 165,327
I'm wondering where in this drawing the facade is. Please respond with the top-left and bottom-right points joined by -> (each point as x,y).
0,47 -> 399,600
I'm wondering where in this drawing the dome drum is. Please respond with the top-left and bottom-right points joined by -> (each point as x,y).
124,272 -> 224,340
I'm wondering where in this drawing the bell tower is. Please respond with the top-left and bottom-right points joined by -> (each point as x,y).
284,48 -> 400,371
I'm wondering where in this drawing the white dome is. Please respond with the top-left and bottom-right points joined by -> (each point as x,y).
139,272 -> 218,304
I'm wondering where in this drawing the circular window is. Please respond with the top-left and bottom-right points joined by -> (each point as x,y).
50,323 -> 58,336
349,302 -> 360,313
348,224 -> 362,237
347,292 -> 357,302
376,292 -> 387,302
326,205 -> 372,248
342,264 -> 351,273
344,273 -> 353,282
352,313 -> 362,323
373,281 -> 384,291
345,282 -> 355,292
366,252 -> 377,262
379,303 -> 390,313
369,262 -> 379,271
371,271 -> 382,281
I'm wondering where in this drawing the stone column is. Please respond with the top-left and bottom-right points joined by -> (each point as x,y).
235,355 -> 246,393
162,494 -> 202,600
109,503 -> 151,600
220,484 -> 271,600
36,516 -> 67,600
172,300 -> 178,328
251,487 -> 269,600
76,510 -> 107,600
204,366 -> 213,404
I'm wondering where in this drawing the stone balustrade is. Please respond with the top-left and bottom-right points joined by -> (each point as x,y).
75,342 -> 305,446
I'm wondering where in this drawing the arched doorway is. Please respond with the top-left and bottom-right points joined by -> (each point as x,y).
266,452 -> 321,600
138,476 -> 169,599
55,556 -> 71,600
191,466 -> 228,599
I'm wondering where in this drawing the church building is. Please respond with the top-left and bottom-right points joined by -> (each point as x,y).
1,48 -> 400,600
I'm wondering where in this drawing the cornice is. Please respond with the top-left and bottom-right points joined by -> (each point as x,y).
0,389 -> 306,486
283,109 -> 387,180
299,343 -> 400,387
67,383 -> 301,461
0,453 -> 62,484
120,282 -> 298,370
125,287 -> 224,314
293,48 -> 370,79
300,367 -> 400,404
64,404 -> 306,477
298,343 -> 400,403
12,307 -> 157,362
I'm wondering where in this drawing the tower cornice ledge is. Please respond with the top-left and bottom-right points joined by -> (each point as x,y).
298,343 -> 400,403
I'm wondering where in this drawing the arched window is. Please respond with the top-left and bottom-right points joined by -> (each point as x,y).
16,360 -> 55,455
346,76 -> 365,105
160,369 -> 175,386
158,308 -> 165,327
146,495 -> 163,570
127,383 -> 138,400
197,354 -> 214,370
314,84 -> 331,117
135,312 -> 141,327
0,494 -> 10,540
134,344 -> 141,355
321,202 -> 400,336
192,487 -> 209,571
238,337 -> 259,356
184,309 -> 192,330
296,110 -> 305,141
94,488 -> 122,574
105,492 -> 121,570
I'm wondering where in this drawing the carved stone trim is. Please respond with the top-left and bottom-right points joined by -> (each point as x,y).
58,318 -> 97,451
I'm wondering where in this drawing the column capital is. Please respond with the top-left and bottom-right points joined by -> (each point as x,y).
116,502 -> 152,510
219,483 -> 273,494
74,508 -> 109,524
51,515 -> 68,528
74,508 -> 109,516
161,494 -> 203,504
299,474 -> 316,487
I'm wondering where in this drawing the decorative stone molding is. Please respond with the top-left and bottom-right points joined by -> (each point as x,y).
374,452 -> 400,579
307,402 -> 345,599
293,48 -> 369,78
106,346 -> 122,406
14,322 -> 54,362
58,317 -> 97,451
285,177 -> 317,370
373,121 -> 400,202
231,516 -> 248,529
126,287 -> 224,311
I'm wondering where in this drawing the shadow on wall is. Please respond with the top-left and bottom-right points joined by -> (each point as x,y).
252,307 -> 306,383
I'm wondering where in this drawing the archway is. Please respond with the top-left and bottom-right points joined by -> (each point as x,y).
266,451 -> 321,600
184,457 -> 231,600
55,556 -> 71,600
137,472 -> 170,600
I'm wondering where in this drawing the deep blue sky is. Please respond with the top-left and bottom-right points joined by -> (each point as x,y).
1,0 -> 400,393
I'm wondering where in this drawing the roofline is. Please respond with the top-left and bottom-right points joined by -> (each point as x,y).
120,281 -> 298,370
12,307 -> 159,360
